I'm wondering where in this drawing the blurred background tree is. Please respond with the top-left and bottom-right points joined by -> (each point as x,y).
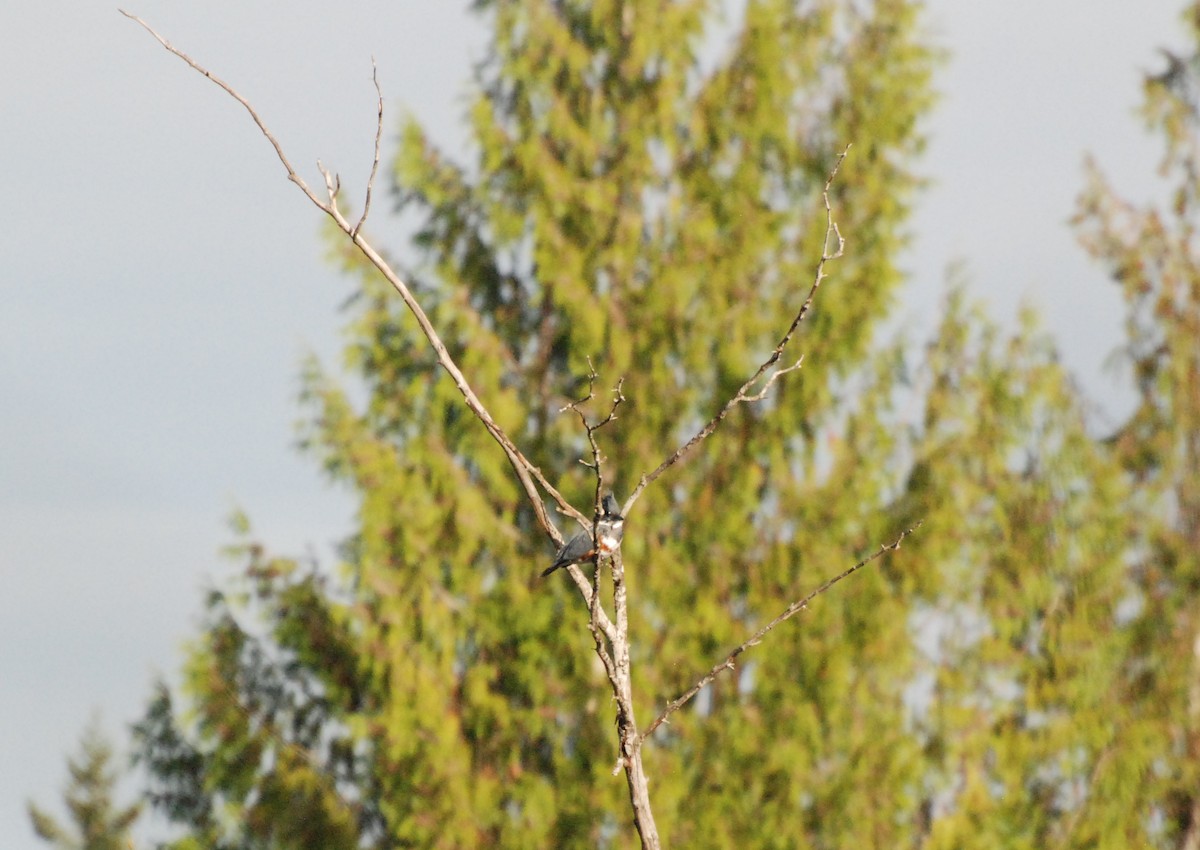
1073,4 -> 1200,844
29,718 -> 140,850
114,0 -> 1200,848
134,0 -> 936,845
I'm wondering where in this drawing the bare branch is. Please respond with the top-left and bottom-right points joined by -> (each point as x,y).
121,11 -> 589,543
588,557 -> 619,686
550,359 -> 630,650
549,558 -> 618,643
352,59 -> 384,238
317,160 -> 340,208
561,359 -> 626,516
624,145 -> 850,515
123,21 -> 868,850
549,375 -> 654,841
636,521 -> 920,746
119,10 -> 326,211
608,550 -> 661,848
561,361 -> 601,453
739,355 -> 804,402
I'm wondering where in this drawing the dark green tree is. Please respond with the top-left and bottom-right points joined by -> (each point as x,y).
29,718 -> 141,850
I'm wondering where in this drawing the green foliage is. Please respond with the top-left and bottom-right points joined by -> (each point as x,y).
125,0 -> 1200,848
1071,4 -> 1200,845
29,719 -> 141,850
137,1 -> 939,845
894,295 -> 1153,848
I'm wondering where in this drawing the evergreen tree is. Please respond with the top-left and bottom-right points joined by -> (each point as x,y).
120,0 -> 1200,847
133,0 -> 937,846
1074,4 -> 1200,845
887,294 -> 1149,849
29,719 -> 141,850
872,9 -> 1200,844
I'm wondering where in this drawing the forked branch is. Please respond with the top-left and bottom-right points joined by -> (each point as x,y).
119,10 -> 588,542
555,362 -> 651,842
557,361 -> 629,664
119,7 -> 631,706
122,18 -> 900,850
560,358 -> 626,518
624,146 -> 849,514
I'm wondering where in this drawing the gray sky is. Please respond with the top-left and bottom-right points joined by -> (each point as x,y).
1,2 -> 1186,846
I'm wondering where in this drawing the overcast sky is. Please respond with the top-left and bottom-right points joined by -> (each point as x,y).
1,2 -> 1187,846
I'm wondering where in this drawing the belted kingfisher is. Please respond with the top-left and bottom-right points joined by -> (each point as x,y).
542,494 -> 625,577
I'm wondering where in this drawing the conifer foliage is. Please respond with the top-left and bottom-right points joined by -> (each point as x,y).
126,0 -> 935,845
29,720 -> 141,850
1073,4 -> 1200,844
114,0 -> 1200,848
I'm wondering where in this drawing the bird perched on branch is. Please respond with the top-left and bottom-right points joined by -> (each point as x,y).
542,494 -> 625,577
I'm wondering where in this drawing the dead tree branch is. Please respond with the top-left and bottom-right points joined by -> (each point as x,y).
558,362 -> 651,829
118,20 -> 640,823
560,358 -> 626,517
608,549 -> 660,848
635,522 -> 920,746
119,10 -> 587,542
122,17 -> 894,849
119,8 -> 627,656
624,146 -> 849,514
552,360 -> 628,651
352,59 -> 383,238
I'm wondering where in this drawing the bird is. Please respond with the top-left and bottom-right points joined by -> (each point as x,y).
542,494 -> 625,577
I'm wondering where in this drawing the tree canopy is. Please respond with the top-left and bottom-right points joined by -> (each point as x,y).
112,1 -> 1200,848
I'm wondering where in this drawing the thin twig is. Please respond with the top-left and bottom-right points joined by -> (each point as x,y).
561,358 -> 626,517
118,10 -> 321,205
636,521 -> 919,746
352,59 -> 383,238
739,355 -> 804,402
624,145 -> 850,515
